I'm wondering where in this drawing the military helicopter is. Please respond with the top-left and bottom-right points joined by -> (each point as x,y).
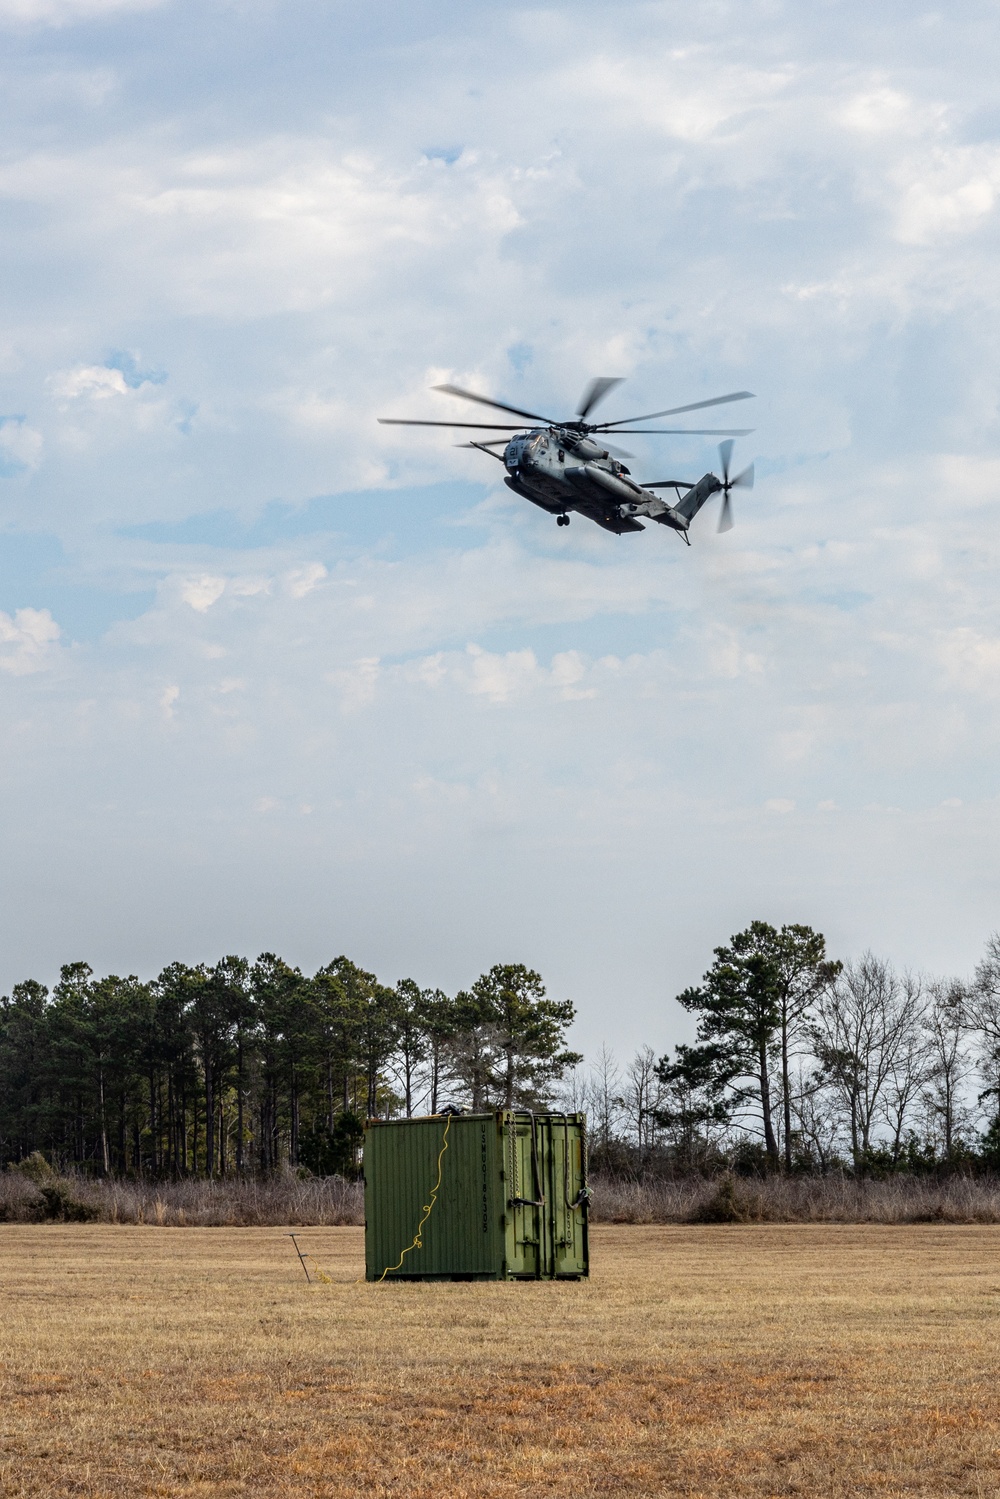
378,377 -> 756,538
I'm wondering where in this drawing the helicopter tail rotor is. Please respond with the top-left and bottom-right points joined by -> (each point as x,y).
717,440 -> 754,533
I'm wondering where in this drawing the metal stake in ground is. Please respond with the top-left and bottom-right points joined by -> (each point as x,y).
288,1233 -> 310,1283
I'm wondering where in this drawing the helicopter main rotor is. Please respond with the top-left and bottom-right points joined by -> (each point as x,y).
378,378 -> 755,438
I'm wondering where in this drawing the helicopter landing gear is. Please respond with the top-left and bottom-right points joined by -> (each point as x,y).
556,513 -> 570,527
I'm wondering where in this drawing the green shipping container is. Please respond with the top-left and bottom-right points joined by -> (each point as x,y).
364,1111 -> 589,1281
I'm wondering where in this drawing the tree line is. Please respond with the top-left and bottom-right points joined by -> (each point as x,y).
0,959 -> 578,1177
5,923 -> 1000,1180
570,923 -> 1000,1178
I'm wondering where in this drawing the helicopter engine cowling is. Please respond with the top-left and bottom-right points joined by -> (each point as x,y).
565,436 -> 610,461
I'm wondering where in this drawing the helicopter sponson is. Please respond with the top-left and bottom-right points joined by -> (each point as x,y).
378,377 -> 756,540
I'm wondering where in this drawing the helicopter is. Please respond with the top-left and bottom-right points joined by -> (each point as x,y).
378,377 -> 756,539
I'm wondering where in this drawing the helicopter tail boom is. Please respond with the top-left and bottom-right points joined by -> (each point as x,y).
673,473 -> 723,522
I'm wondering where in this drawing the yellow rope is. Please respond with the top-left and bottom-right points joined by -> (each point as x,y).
377,1113 -> 451,1281
306,1254 -> 332,1284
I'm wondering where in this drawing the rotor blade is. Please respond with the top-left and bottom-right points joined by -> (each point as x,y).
577,376 -> 624,421
456,431 -> 633,458
599,427 -> 754,436
641,480 -> 696,490
594,390 -> 754,428
718,493 -> 734,533
432,383 -> 555,424
378,419 -> 527,429
456,440 -> 507,462
718,439 -> 734,484
731,462 -> 754,490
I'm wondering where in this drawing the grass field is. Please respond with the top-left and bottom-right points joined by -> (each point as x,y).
2,1225 -> 999,1496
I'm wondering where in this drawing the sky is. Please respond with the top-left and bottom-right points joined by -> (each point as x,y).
2,0 -> 1000,1061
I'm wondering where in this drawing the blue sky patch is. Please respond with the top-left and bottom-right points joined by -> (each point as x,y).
0,531 -> 155,640
116,481 -> 494,553
106,350 -> 168,389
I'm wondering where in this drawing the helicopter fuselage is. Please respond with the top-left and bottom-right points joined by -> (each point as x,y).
502,427 -> 720,536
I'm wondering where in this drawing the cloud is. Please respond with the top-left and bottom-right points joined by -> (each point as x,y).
285,562 -> 326,599
464,644 -> 539,703
836,86 -> 924,136
396,644 -> 602,705
894,146 -> 1000,244
327,656 -> 381,713
0,607 -> 60,673
52,365 -> 130,399
0,0 -> 166,24
0,417 -> 42,475
179,576 -> 226,612
936,628 -> 1000,696
49,356 -> 167,400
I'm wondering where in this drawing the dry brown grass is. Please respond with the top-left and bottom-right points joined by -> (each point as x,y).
3,1224 -> 1000,1497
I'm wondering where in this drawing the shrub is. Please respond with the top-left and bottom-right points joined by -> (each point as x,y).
687,1174 -> 768,1224
11,1151 -> 55,1184
38,1182 -> 98,1223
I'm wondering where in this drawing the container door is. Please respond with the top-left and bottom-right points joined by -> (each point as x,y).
503,1113 -> 543,1278
544,1116 -> 589,1277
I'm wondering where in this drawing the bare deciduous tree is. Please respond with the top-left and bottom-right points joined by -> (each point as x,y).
788,1060 -> 842,1173
812,955 -> 924,1171
581,1045 -> 624,1169
920,980 -> 972,1161
966,932 -> 1000,1125
618,1047 -> 664,1162
581,1049 -> 620,1151
880,1004 -> 930,1164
